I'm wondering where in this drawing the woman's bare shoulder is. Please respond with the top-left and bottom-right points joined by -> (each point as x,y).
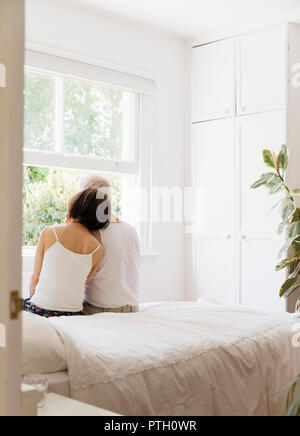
39,226 -> 57,249
40,226 -> 55,237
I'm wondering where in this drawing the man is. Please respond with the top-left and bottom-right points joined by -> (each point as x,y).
79,174 -> 141,314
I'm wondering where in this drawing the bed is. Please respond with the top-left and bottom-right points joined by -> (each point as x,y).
22,300 -> 300,416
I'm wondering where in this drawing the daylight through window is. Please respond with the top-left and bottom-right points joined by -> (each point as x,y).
23,64 -> 147,248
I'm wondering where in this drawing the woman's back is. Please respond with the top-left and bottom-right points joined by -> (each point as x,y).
46,223 -> 101,255
30,224 -> 103,312
27,188 -> 110,317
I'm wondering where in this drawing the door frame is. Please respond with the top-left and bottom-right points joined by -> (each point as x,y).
0,0 -> 24,416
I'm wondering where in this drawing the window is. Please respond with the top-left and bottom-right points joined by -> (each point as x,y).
64,78 -> 136,162
23,50 -> 154,252
24,71 -> 55,151
23,166 -> 124,246
24,68 -> 139,171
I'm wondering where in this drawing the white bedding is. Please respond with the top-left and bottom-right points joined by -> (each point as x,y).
48,301 -> 300,416
22,311 -> 67,375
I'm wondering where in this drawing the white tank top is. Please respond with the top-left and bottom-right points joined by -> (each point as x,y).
31,227 -> 100,312
85,222 -> 140,308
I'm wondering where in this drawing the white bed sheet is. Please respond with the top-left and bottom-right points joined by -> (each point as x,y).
49,301 -> 300,416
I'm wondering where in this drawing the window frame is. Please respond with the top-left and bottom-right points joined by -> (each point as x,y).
23,49 -> 155,255
24,66 -> 141,174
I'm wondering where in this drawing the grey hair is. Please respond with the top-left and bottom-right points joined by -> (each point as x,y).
79,174 -> 112,202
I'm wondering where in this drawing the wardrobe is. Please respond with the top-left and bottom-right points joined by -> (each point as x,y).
191,24 -> 300,312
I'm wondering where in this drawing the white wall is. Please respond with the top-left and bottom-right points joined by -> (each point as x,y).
24,0 -> 188,302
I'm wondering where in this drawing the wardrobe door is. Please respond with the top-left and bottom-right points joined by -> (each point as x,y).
192,119 -> 236,304
192,39 -> 235,123
194,239 -> 236,305
237,25 -> 287,116
192,118 -> 236,239
238,110 -> 287,312
239,110 -> 287,240
240,240 -> 286,312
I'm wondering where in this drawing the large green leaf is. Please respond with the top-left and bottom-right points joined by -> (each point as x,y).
282,201 -> 297,225
268,181 -> 285,195
279,144 -> 289,173
280,276 -> 298,297
265,175 -> 284,195
284,284 -> 300,299
266,175 -> 281,186
288,262 -> 300,279
269,198 -> 290,215
278,234 -> 300,259
276,257 -> 300,271
277,221 -> 286,235
287,221 -> 300,239
276,152 -> 281,172
250,173 -> 277,189
263,150 -> 276,169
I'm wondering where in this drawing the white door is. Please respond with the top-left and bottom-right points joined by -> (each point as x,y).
0,0 -> 24,416
192,118 -> 236,239
194,239 -> 236,304
237,25 -> 287,116
239,110 -> 287,240
238,110 -> 287,312
240,240 -> 285,312
192,39 -> 236,123
192,119 -> 236,304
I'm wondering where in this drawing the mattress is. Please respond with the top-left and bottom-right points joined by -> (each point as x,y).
47,371 -> 70,398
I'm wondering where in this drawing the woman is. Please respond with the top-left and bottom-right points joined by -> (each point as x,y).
24,188 -> 110,318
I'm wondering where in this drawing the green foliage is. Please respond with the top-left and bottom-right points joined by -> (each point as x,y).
23,167 -> 79,246
279,144 -> 289,173
262,149 -> 276,169
24,71 -> 55,151
64,79 -> 124,160
251,145 -> 300,307
250,173 -> 275,189
253,147 -> 300,415
26,166 -> 49,184
279,276 -> 298,298
23,166 -> 121,246
276,256 -> 300,271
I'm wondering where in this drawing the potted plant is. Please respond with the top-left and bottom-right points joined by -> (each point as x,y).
251,145 -> 300,312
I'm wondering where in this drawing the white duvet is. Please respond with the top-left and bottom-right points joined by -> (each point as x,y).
50,301 -> 300,416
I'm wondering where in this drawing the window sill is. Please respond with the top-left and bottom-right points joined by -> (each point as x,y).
22,247 -> 36,256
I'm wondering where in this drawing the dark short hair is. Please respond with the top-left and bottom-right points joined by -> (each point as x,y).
68,189 -> 111,231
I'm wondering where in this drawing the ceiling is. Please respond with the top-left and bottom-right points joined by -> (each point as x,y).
64,0 -> 300,40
